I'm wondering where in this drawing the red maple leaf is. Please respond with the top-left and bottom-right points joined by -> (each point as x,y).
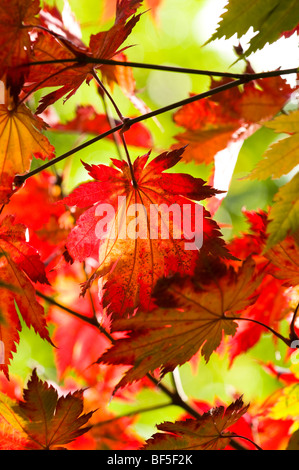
173,72 -> 298,165
0,216 -> 52,377
25,0 -> 144,113
62,147 -> 231,318
4,171 -> 71,265
0,0 -> 41,94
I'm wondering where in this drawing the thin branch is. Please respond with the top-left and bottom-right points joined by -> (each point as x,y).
93,402 -> 173,427
14,78 -> 245,185
13,122 -> 122,185
226,434 -> 263,451
19,58 -> 299,80
100,93 -> 123,160
36,289 -> 114,341
120,133 -> 138,187
91,69 -> 125,121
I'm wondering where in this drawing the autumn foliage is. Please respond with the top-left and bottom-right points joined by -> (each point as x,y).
0,0 -> 299,451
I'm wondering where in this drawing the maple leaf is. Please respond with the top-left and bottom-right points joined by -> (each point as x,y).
144,397 -> 249,450
224,210 -> 293,361
249,110 -> 299,180
98,256 -> 261,390
38,0 -> 83,47
264,234 -> 299,287
46,262 -> 110,382
0,369 -> 94,450
207,0 -> 299,57
27,0 -> 144,113
268,384 -> 299,422
228,209 -> 299,287
172,74 -> 297,165
0,216 -> 52,377
0,0 -> 40,91
266,172 -> 299,249
5,171 -> 72,264
0,101 -> 55,204
62,147 -> 232,318
52,105 -> 153,148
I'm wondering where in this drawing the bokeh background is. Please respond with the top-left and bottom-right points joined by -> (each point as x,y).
10,0 -> 299,440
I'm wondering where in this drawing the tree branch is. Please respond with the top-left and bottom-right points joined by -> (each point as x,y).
20,58 -> 299,80
14,78 -> 246,185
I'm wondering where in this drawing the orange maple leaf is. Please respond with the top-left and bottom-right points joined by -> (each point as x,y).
173,74 -> 298,165
0,0 -> 40,81
0,101 -> 55,204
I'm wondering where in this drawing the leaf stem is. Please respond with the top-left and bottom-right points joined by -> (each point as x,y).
225,315 -> 294,347
120,133 -> 138,188
100,93 -> 123,160
226,433 -> 263,451
91,69 -> 125,121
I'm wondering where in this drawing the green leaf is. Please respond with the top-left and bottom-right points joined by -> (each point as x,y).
208,0 -> 299,56
266,172 -> 299,249
249,110 -> 299,180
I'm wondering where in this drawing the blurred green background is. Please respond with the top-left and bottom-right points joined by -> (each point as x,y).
12,0 -> 299,440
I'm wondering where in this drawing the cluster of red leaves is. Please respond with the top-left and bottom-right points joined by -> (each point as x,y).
0,0 -> 298,452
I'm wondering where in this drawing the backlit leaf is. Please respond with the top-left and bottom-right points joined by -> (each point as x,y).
208,0 -> 299,57
98,257 -> 261,389
63,147 -> 231,319
0,216 -> 51,377
266,172 -> 299,249
144,397 -> 249,450
249,110 -> 299,180
0,369 -> 94,450
0,102 -> 55,204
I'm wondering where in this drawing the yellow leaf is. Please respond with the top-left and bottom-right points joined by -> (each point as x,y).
0,103 -> 55,204
269,384 -> 299,421
266,172 -> 299,249
249,110 -> 299,180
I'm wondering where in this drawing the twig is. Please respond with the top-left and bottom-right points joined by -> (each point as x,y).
225,315 -> 297,348
14,78 -> 246,185
93,402 -> 173,427
20,58 -> 299,81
